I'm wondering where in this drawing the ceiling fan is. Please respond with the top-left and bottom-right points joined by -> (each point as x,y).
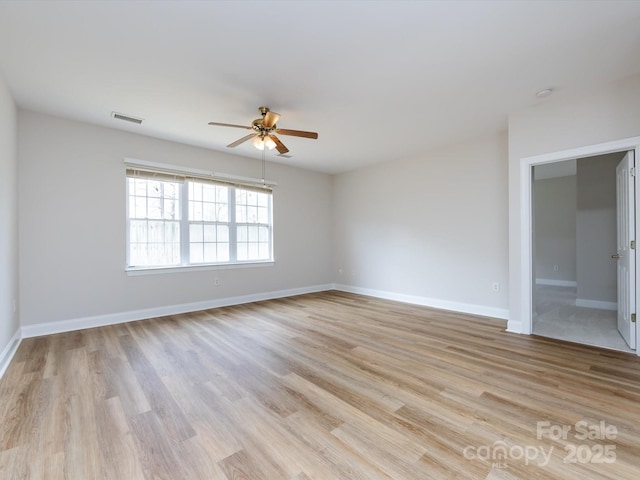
208,106 -> 318,155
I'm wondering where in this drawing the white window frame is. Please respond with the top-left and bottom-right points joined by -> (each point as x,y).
124,158 -> 276,274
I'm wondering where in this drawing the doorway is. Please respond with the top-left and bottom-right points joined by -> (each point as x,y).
531,153 -> 634,352
515,136 -> 640,356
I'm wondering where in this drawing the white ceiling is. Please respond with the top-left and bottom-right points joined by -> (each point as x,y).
1,1 -> 639,175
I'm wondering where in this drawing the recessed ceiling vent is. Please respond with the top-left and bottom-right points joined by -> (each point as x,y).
276,154 -> 293,158
111,111 -> 143,124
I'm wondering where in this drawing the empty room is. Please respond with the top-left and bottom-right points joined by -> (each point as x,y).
1,1 -> 640,479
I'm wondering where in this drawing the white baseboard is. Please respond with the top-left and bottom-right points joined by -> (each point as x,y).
575,298 -> 618,311
0,329 -> 22,380
333,284 -> 509,320
536,278 -> 577,287
506,319 -> 525,334
21,284 -> 335,338
19,282 -> 510,340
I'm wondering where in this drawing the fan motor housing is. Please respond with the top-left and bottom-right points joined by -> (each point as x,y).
252,117 -> 275,134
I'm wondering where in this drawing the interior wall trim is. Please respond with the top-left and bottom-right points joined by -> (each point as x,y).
575,299 -> 618,311
20,284 -> 335,339
334,284 -> 509,321
0,329 -> 22,380
536,278 -> 578,287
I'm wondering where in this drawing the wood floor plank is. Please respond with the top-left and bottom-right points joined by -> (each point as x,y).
118,334 -> 196,442
95,396 -> 146,480
1,291 -> 640,479
218,449 -> 271,480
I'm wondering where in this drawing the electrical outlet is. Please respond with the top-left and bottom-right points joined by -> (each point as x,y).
492,282 -> 500,292
553,265 -> 559,271
214,277 -> 221,286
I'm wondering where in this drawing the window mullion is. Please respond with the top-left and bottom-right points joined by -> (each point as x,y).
180,180 -> 190,265
268,195 -> 273,260
229,187 -> 237,262
125,178 -> 131,267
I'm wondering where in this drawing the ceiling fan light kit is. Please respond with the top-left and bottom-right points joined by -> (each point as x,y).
208,106 -> 318,155
252,135 -> 276,151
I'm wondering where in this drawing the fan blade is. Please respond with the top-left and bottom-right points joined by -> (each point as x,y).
269,135 -> 289,154
208,121 -> 252,130
263,111 -> 281,129
275,128 -> 318,139
227,134 -> 256,148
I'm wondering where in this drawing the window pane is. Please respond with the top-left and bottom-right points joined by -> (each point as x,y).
202,202 -> 215,221
237,226 -> 247,242
216,204 -> 228,222
248,206 -> 258,223
192,182 -> 202,201
258,226 -> 268,242
201,185 -> 212,202
148,221 -> 164,243
128,197 -> 137,218
237,243 -> 248,261
148,181 -> 162,197
190,243 -> 203,263
169,243 -> 180,263
257,207 -> 268,224
165,221 -> 179,243
218,243 -> 229,261
191,202 -> 203,221
165,182 -> 178,199
236,204 -> 246,223
148,198 -> 162,219
164,199 -> 178,219
130,220 -> 146,243
134,197 -> 147,218
203,243 -> 216,262
259,243 -> 269,259
203,225 -> 216,242
190,224 -> 203,242
133,178 -> 147,196
217,225 -> 229,242
129,243 -> 142,265
248,226 -> 258,242
248,243 -> 259,259
217,187 -> 228,203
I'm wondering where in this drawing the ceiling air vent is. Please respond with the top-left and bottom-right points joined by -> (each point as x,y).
276,154 -> 293,158
111,111 -> 143,124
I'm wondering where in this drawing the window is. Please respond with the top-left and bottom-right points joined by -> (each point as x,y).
128,176 -> 182,267
188,181 -> 230,264
236,189 -> 271,261
126,167 -> 273,269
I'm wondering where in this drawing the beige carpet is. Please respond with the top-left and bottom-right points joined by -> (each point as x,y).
533,285 -> 635,353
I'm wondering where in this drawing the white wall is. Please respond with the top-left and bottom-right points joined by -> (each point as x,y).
333,132 -> 509,317
533,174 -> 577,284
0,71 -> 19,362
18,110 -> 333,327
508,74 -> 640,332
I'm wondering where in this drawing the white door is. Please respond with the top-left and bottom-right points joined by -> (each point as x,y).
615,151 -> 636,349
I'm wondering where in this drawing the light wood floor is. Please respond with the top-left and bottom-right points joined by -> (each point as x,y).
1,291 -> 639,479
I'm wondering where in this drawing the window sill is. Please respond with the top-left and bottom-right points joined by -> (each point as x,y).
126,261 -> 275,276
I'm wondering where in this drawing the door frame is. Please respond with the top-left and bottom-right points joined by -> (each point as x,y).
518,136 -> 640,354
